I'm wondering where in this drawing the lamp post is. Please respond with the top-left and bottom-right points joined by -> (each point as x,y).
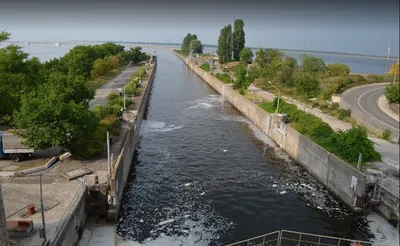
268,81 -> 280,114
388,46 -> 400,83
30,152 -> 71,245
123,85 -> 126,110
385,44 -> 391,74
224,66 -> 233,84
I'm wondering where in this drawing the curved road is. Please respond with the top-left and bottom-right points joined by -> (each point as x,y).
342,83 -> 399,133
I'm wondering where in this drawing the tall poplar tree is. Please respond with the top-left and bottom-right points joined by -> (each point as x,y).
226,24 -> 232,62
217,26 -> 228,63
232,19 -> 245,61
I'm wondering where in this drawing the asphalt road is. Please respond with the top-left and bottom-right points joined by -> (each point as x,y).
342,83 -> 399,134
89,65 -> 139,109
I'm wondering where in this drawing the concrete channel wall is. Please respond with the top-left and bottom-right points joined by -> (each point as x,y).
0,185 -> 9,246
174,52 -> 367,210
52,186 -> 88,246
111,57 -> 157,217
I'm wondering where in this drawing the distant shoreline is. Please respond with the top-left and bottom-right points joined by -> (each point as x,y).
3,40 -> 398,60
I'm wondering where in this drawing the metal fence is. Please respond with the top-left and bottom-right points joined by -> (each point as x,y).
226,231 -> 281,246
227,230 -> 392,246
46,179 -> 87,245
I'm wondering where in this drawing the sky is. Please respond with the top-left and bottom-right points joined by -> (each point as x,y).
0,0 -> 399,56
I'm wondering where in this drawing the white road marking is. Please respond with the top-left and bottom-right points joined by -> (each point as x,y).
357,87 -> 399,131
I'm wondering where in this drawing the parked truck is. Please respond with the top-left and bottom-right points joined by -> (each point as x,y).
0,131 -> 34,162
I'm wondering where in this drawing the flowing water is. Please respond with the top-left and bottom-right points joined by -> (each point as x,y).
116,50 -> 374,245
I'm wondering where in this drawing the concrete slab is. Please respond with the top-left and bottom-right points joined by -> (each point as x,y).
2,186 -> 59,218
63,168 -> 93,180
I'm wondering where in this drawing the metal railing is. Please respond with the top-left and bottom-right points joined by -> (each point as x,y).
379,175 -> 400,199
227,230 -> 393,246
46,180 -> 87,245
46,175 -> 109,245
226,231 -> 280,246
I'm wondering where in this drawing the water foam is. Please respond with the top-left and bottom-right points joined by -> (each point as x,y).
140,120 -> 184,133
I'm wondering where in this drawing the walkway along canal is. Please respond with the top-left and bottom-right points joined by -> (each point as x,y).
116,50 -> 376,245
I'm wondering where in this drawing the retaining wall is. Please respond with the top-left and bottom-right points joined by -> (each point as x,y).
52,186 -> 88,246
0,185 -> 9,246
111,57 -> 157,217
175,52 -> 367,210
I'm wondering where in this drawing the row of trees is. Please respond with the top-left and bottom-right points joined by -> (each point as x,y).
217,19 -> 246,63
249,48 -> 354,98
0,30 -> 149,158
181,33 -> 204,55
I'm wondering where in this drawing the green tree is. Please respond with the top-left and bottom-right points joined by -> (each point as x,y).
124,47 -> 149,64
240,47 -> 253,63
276,57 -> 298,86
217,26 -> 228,63
181,33 -> 198,56
234,62 -> 254,90
255,48 -> 284,68
294,72 -> 320,98
91,58 -> 110,79
300,54 -> 326,74
254,48 -> 284,78
0,45 -> 44,122
385,82 -> 400,103
189,39 -> 204,54
0,30 -> 10,42
232,19 -> 245,61
283,56 -> 298,70
12,75 -> 101,157
326,63 -> 350,76
226,24 -> 232,62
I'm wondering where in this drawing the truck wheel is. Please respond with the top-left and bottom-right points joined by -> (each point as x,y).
11,154 -> 22,162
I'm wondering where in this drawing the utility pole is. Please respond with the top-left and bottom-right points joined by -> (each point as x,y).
107,131 -> 111,180
357,153 -> 362,170
268,81 -> 281,114
123,86 -> 126,110
385,44 -> 391,74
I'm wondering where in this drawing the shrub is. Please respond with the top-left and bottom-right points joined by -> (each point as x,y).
380,128 -> 392,141
215,73 -> 232,84
338,108 -> 351,120
200,63 -> 211,72
326,63 -> 350,76
385,83 -> 400,104
293,72 -> 320,98
320,84 -> 338,100
258,98 -> 380,165
332,126 -> 381,163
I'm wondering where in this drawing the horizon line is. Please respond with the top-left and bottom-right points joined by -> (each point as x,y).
3,39 -> 399,60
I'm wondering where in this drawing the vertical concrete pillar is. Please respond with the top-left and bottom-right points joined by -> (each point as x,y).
0,185 -> 9,246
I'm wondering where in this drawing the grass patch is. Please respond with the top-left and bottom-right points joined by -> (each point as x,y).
215,73 -> 232,84
86,66 -> 125,90
200,63 -> 210,72
259,98 -> 381,166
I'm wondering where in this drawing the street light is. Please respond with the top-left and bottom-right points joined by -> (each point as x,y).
388,45 -> 400,83
30,152 -> 71,245
385,44 -> 391,74
268,81 -> 280,114
225,66 -> 233,84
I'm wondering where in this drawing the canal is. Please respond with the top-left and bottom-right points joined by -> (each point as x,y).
116,49 -> 373,245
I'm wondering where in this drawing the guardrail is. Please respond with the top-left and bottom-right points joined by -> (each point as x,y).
46,180 -> 87,245
227,230 -> 392,246
46,175 -> 109,245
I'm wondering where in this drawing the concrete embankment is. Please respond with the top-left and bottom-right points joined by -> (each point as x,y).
174,51 -> 367,212
110,56 -> 157,218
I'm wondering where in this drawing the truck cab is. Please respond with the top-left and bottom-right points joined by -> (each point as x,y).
0,131 -> 35,162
